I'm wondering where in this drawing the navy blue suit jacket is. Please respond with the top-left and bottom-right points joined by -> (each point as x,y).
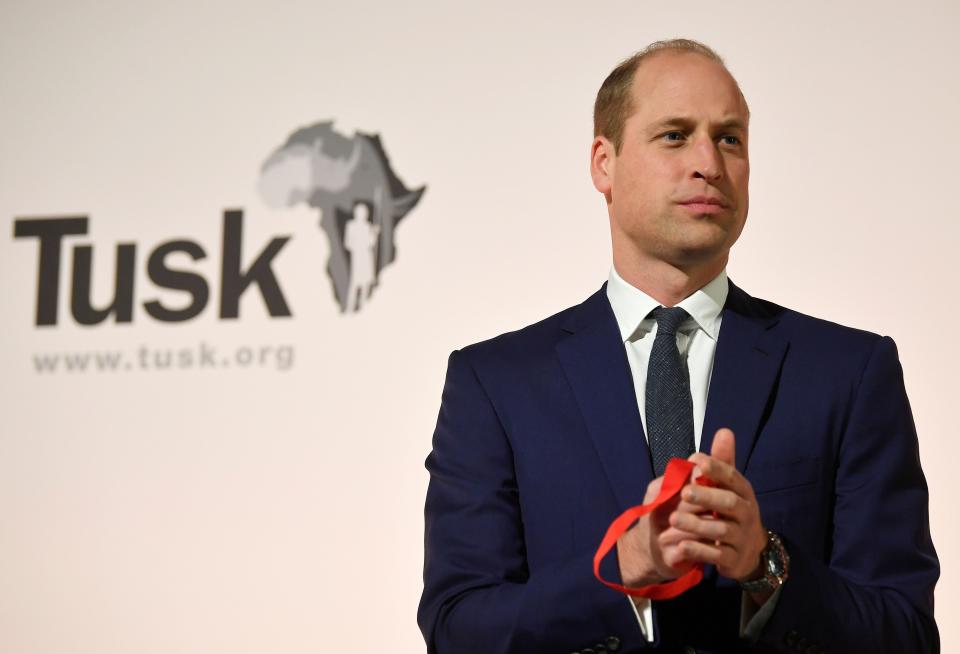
418,281 -> 939,653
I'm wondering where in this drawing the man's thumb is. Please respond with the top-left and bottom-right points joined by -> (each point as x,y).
711,428 -> 736,466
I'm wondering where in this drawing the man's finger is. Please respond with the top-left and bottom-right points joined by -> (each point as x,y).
676,540 -> 726,566
673,499 -> 710,515
657,528 -> 703,559
687,453 -> 754,500
680,485 -> 749,521
643,475 -> 664,502
669,511 -> 743,545
710,428 -> 736,466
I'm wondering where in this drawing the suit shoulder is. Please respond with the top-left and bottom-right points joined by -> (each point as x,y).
460,307 -> 576,361
749,292 -> 890,362
453,293 -> 595,372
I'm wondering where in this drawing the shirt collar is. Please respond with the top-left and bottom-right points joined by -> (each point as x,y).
606,266 -> 728,343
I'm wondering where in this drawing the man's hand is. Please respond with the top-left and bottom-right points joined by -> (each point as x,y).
670,428 -> 768,582
616,474 -> 703,587
617,428 -> 767,589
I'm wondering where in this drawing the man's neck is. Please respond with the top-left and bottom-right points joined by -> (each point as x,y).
612,254 -> 728,307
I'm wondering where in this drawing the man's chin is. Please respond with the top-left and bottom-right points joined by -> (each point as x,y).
667,239 -> 734,270
673,222 -> 741,259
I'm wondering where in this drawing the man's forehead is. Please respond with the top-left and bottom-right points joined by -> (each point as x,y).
629,51 -> 749,122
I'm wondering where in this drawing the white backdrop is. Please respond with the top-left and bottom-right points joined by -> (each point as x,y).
1,1 -> 957,652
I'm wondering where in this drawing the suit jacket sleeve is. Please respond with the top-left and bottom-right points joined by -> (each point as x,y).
417,349 -> 647,654
753,336 -> 939,653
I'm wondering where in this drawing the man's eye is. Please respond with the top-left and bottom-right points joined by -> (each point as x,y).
719,135 -> 741,146
662,131 -> 685,142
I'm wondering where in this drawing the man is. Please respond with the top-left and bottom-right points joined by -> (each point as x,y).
418,39 -> 939,654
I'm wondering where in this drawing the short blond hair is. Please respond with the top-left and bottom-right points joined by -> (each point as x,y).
593,39 -> 745,154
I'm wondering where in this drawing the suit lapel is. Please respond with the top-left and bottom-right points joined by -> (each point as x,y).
555,286 -> 654,510
554,280 -> 788,507
701,281 -> 789,472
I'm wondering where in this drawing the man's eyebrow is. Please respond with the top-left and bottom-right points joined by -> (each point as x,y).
646,116 -> 747,133
715,118 -> 747,132
647,117 -> 696,133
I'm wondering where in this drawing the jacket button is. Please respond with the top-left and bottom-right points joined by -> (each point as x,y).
605,636 -> 621,651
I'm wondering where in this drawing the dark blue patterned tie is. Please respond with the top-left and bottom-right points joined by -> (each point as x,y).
646,306 -> 695,476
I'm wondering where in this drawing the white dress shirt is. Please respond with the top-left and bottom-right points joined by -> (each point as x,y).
606,266 -> 728,450
605,265 -> 728,641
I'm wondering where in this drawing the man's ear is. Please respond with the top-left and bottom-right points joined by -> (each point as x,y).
590,136 -> 615,197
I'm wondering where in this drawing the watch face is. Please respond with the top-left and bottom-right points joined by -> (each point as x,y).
765,533 -> 788,581
740,531 -> 788,591
767,552 -> 783,576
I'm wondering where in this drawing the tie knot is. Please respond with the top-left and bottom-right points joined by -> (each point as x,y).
649,306 -> 689,336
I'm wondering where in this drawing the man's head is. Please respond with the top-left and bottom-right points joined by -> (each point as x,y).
591,40 -> 750,277
353,201 -> 371,223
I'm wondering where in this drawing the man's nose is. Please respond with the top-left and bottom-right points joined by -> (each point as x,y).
690,139 -> 723,181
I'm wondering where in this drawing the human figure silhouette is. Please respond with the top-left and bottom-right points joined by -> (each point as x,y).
258,123 -> 425,311
344,202 -> 380,312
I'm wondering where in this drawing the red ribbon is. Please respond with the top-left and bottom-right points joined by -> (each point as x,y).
593,457 -> 714,600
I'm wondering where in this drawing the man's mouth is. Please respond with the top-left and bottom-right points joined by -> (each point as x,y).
678,195 -> 728,213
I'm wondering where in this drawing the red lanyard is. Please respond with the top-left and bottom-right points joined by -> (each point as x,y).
593,458 -> 712,600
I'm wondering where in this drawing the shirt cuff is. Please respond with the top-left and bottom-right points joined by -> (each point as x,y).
627,596 -> 656,642
739,586 -> 783,642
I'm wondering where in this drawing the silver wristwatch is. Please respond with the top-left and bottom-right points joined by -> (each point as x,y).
740,530 -> 790,593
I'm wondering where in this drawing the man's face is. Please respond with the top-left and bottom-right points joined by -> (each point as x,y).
593,51 -> 750,271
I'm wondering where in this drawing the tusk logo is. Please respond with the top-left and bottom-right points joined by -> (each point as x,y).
259,121 -> 425,313
11,119 -> 425,326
